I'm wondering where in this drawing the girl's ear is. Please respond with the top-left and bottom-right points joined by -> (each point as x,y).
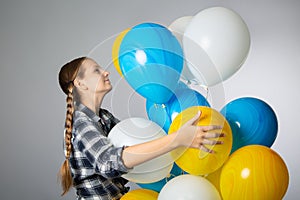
73,78 -> 88,91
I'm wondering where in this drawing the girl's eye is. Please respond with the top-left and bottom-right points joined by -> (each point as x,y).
95,69 -> 100,73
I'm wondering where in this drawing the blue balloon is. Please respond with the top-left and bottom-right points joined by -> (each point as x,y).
119,23 -> 183,103
146,100 -> 171,133
176,81 -> 189,90
137,163 -> 183,192
146,81 -> 189,132
168,88 -> 210,121
220,97 -> 278,153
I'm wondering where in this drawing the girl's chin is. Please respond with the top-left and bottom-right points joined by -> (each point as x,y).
106,86 -> 113,92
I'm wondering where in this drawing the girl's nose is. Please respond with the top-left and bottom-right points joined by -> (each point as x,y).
103,70 -> 110,76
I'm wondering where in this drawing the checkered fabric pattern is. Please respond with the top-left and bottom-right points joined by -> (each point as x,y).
67,103 -> 131,199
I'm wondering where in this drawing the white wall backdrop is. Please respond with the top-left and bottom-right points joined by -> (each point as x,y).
0,0 -> 299,199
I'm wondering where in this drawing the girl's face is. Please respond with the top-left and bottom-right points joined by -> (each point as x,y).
78,58 -> 112,95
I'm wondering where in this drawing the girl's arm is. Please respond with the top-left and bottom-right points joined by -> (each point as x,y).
122,111 -> 224,168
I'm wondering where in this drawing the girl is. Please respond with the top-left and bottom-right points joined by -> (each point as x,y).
58,57 -> 224,199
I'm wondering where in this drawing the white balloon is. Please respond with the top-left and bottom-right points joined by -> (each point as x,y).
183,7 -> 251,86
108,117 -> 174,183
168,16 -> 193,43
168,16 -> 196,82
158,174 -> 221,200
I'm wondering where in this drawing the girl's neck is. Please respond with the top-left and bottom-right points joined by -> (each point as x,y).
79,94 -> 104,115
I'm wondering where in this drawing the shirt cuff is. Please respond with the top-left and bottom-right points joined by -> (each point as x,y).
117,146 -> 133,173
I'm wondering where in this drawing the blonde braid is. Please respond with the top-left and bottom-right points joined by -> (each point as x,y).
59,82 -> 75,196
58,56 -> 86,196
65,83 -> 74,158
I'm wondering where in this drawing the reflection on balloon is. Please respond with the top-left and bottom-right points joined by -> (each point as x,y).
112,28 -> 130,76
220,97 -> 278,153
168,106 -> 232,175
108,118 -> 173,183
121,189 -> 158,200
220,145 -> 289,200
158,174 -> 221,200
119,23 -> 183,103
183,7 -> 250,86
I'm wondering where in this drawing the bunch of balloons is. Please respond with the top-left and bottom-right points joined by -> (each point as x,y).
110,6 -> 289,200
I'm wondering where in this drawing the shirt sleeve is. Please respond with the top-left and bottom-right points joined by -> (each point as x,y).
74,117 -> 132,179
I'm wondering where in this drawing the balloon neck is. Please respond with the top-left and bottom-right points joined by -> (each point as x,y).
154,103 -> 167,109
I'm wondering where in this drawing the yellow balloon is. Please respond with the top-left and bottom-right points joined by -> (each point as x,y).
205,165 -> 223,195
168,106 -> 232,175
112,28 -> 130,76
220,145 -> 289,200
121,189 -> 158,200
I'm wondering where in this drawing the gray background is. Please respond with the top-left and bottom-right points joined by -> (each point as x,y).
0,0 -> 299,199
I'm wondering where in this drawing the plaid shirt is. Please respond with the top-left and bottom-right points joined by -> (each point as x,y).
68,103 -> 131,200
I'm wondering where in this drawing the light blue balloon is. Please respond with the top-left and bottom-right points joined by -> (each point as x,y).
146,81 -> 189,132
146,100 -> 171,133
176,81 -> 189,90
220,97 -> 278,153
119,23 -> 183,104
137,163 -> 183,192
168,88 -> 210,121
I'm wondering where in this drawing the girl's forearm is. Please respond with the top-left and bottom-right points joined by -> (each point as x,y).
122,133 -> 179,168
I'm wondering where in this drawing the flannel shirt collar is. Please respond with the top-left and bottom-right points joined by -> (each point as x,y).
75,102 -> 101,123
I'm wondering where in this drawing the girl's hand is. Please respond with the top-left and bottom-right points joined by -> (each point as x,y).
175,111 -> 225,153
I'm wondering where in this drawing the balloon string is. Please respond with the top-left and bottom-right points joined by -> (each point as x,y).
165,170 -> 185,182
200,84 -> 210,101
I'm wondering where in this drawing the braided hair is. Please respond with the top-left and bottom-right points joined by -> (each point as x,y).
58,57 -> 86,196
